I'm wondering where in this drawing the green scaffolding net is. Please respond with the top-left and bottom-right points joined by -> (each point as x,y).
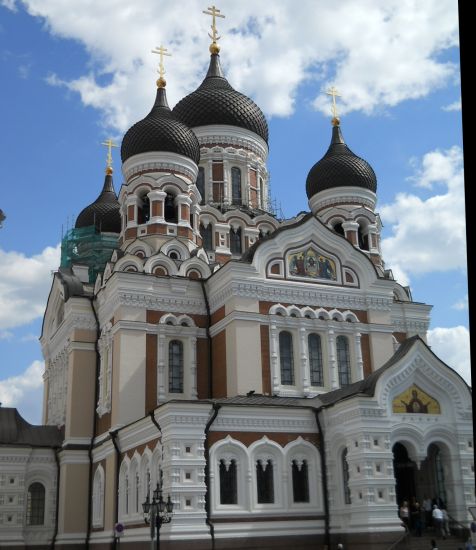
60,226 -> 119,283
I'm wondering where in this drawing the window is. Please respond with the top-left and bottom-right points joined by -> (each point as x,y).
200,224 -> 213,251
256,459 -> 274,503
169,340 -> 184,393
137,193 -> 150,224
333,222 -> 345,237
342,449 -> 351,504
196,166 -> 205,204
26,482 -> 45,526
230,227 -> 242,255
219,459 -> 237,504
164,192 -> 177,223
308,333 -> 323,386
279,331 -> 294,385
336,335 -> 351,387
231,167 -> 242,205
92,468 -> 104,527
292,460 -> 309,503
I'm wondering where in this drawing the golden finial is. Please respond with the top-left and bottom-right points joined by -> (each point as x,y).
326,86 -> 341,126
151,45 -> 172,88
101,138 -> 118,174
203,5 -> 225,54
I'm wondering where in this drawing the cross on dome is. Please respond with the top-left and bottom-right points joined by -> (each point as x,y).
101,138 -> 118,174
326,86 -> 341,126
151,45 -> 172,88
203,5 -> 225,53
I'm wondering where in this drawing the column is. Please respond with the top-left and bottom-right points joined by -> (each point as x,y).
299,327 -> 310,395
148,190 -> 166,222
327,329 -> 338,389
354,332 -> 364,381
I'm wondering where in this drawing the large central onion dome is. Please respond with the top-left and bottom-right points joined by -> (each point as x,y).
306,121 -> 377,199
121,86 -> 200,164
75,172 -> 121,233
172,53 -> 268,143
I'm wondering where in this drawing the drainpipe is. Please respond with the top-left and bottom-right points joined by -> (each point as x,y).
314,408 -> 331,550
110,429 -> 120,550
200,280 -> 213,398
85,296 -> 101,549
204,403 -> 221,550
50,446 -> 61,549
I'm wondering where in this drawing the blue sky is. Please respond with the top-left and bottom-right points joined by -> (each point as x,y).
0,0 -> 468,424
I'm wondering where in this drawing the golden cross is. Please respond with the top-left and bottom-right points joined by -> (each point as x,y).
151,45 -> 172,81
203,5 -> 225,43
326,86 -> 341,120
101,138 -> 118,171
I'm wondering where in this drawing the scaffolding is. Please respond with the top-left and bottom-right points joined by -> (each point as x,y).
60,226 -> 118,283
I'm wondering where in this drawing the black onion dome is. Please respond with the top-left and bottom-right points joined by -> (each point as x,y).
172,54 -> 268,143
75,173 -> 121,233
306,124 -> 377,199
121,87 -> 200,164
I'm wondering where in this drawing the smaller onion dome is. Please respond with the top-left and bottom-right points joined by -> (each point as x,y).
172,54 -> 268,143
121,86 -> 200,164
75,172 -> 121,233
306,121 -> 377,199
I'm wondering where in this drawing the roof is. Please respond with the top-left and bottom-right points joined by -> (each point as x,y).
306,123 -> 377,198
121,86 -> 200,164
173,54 -> 269,144
0,408 -> 63,448
75,173 -> 121,233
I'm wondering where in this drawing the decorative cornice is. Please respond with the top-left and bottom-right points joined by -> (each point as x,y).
122,151 -> 198,183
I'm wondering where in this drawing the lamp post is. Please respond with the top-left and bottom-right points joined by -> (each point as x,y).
142,482 -> 174,550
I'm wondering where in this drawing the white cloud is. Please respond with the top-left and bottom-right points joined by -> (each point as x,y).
427,326 -> 471,385
442,99 -> 461,112
0,244 -> 60,330
1,0 -> 17,11
0,360 -> 44,424
12,0 -> 459,131
0,330 -> 13,341
380,146 -> 466,283
452,294 -> 468,311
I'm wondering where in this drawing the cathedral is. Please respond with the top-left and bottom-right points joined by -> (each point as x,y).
0,8 -> 473,550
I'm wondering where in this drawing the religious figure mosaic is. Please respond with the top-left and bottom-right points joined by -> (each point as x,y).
288,247 -> 337,280
392,384 -> 441,414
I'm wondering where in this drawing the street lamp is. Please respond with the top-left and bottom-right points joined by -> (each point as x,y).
142,482 -> 174,550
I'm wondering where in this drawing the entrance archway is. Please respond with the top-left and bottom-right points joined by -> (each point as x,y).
393,441 -> 449,510
393,442 -> 416,506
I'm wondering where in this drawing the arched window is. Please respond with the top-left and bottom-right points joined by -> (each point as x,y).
333,222 -> 345,237
230,227 -> 242,255
279,331 -> 294,385
358,224 -> 369,250
256,459 -> 274,503
336,335 -> 351,387
196,166 -> 205,204
219,459 -> 238,504
137,194 -> 150,224
26,482 -> 45,526
342,449 -> 351,504
169,340 -> 184,393
125,474 -> 129,515
200,224 -> 213,251
308,333 -> 323,386
231,167 -> 242,205
164,192 -> 177,223
292,459 -> 310,503
92,468 -> 104,527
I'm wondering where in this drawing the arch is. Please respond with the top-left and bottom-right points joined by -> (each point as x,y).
343,311 -> 359,323
125,239 -> 153,258
269,303 -> 287,317
329,309 -> 345,322
308,333 -> 324,386
302,307 -> 317,319
231,166 -> 242,205
200,223 -> 213,251
160,239 -> 190,261
316,308 -> 330,321
230,225 -> 243,255
196,166 -> 205,204
357,217 -> 370,251
26,482 -> 45,526
284,437 -> 322,508
164,191 -> 178,223
169,340 -> 184,393
249,437 -> 283,507
336,335 -> 351,387
114,255 -> 144,274
118,458 -> 131,518
279,331 -> 294,385
178,258 -> 212,279
144,254 -> 178,276
92,466 -> 105,527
